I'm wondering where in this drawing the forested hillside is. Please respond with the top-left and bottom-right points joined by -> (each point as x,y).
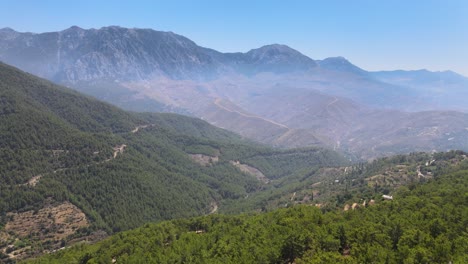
219,150 -> 467,215
0,62 -> 346,260
27,162 -> 468,263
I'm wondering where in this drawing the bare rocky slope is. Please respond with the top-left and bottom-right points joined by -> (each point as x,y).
1,26 -> 468,159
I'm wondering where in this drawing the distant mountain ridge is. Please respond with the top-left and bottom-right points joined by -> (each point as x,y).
0,26 -> 221,81
1,26 -> 468,158
1,26 -> 466,110
0,26 -> 319,82
1,26 -> 466,81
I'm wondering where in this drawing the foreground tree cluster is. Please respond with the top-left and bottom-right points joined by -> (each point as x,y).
29,167 -> 467,263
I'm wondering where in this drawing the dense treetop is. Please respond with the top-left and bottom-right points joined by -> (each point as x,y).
27,166 -> 468,263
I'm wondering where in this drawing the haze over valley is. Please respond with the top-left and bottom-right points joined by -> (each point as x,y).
1,26 -> 468,159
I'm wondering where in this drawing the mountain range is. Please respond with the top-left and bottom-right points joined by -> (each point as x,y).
1,26 -> 468,159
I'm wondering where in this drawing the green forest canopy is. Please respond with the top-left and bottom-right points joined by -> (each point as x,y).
28,167 -> 468,263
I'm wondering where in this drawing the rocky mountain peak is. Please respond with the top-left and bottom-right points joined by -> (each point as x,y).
0,27 -> 16,33
318,56 -> 367,75
65,25 -> 84,31
247,44 -> 313,61
243,44 -> 317,74
0,27 -> 20,40
247,44 -> 301,56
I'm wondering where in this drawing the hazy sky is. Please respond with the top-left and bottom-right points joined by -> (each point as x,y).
1,0 -> 467,75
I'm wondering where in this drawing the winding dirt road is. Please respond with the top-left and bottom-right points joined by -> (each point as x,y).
214,98 -> 290,129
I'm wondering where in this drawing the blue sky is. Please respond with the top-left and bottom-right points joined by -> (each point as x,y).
1,0 -> 467,75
